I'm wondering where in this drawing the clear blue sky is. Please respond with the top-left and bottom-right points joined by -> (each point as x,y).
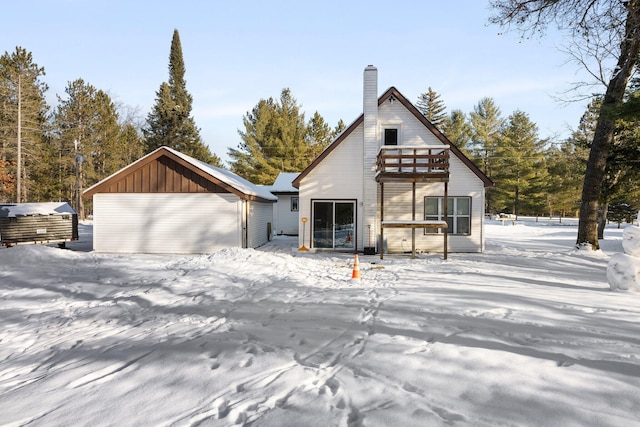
2,1 -> 597,164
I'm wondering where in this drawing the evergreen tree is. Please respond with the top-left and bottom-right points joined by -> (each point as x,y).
307,111 -> 334,161
492,111 -> 546,216
334,119 -> 346,137
229,89 -> 306,184
144,29 -> 221,166
0,47 -> 49,202
0,159 -> 14,202
490,0 -> 640,249
229,88 -> 342,184
469,97 -> 505,213
416,87 -> 447,128
571,95 -> 640,236
119,122 -> 144,167
441,109 -> 472,155
545,139 -> 588,217
53,79 -> 124,218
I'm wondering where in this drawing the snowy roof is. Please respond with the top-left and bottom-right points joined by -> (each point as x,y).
0,202 -> 76,218
84,147 -> 277,202
164,147 -> 277,202
267,172 -> 300,193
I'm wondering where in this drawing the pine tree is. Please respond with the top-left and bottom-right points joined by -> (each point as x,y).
545,139 -> 587,217
416,87 -> 447,128
490,0 -> 640,249
53,79 -> 125,218
228,88 -> 342,184
229,89 -> 306,184
307,111 -> 337,160
0,159 -> 15,202
469,97 -> 505,213
144,29 -> 221,166
0,47 -> 49,202
441,109 -> 472,155
492,111 -> 545,216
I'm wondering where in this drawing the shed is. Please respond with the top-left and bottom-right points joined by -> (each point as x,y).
265,172 -> 300,236
83,146 -> 276,254
0,202 -> 78,248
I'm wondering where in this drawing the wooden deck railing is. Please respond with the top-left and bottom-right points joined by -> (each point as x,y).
375,145 -> 450,182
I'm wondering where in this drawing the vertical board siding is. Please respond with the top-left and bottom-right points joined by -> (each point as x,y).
101,156 -> 229,194
93,193 -> 242,254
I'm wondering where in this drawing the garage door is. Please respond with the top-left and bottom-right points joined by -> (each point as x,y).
93,193 -> 242,254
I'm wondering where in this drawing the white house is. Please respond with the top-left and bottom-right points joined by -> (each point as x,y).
292,66 -> 492,256
265,172 -> 300,236
83,146 -> 276,254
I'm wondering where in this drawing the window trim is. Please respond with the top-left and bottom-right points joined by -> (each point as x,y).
291,197 -> 299,212
424,196 -> 471,235
383,128 -> 398,145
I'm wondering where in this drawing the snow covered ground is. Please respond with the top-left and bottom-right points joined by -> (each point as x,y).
1,219 -> 639,427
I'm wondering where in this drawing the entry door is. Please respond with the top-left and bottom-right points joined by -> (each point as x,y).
312,201 -> 356,250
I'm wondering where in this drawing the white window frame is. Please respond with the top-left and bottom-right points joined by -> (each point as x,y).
424,196 -> 471,235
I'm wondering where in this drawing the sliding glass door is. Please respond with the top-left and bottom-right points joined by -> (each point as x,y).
312,200 -> 356,250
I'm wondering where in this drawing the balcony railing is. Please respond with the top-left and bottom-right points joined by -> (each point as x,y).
375,145 -> 450,182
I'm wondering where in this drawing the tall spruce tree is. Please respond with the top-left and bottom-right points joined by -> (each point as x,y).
416,87 -> 447,128
492,111 -> 546,216
0,47 -> 49,203
144,29 -> 220,166
469,97 -> 505,213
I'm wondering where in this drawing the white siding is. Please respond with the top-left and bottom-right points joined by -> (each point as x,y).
247,201 -> 273,248
363,66 -> 379,251
273,195 -> 298,235
93,193 -> 242,254
381,154 -> 485,253
298,81 -> 488,253
378,100 -> 443,146
298,126 -> 365,248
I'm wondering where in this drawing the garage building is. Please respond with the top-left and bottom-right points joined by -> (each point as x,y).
83,146 -> 276,254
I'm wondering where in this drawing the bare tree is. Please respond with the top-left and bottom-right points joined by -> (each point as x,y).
489,0 -> 640,249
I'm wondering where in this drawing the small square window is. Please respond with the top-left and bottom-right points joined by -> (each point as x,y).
291,197 -> 299,211
384,128 -> 398,145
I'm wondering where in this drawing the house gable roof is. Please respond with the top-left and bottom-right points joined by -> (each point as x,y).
292,87 -> 493,188
83,146 -> 277,202
268,172 -> 300,194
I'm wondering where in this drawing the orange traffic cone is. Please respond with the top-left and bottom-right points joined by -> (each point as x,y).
351,254 -> 362,282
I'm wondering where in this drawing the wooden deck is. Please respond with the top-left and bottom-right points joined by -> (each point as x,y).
376,146 -> 451,260
375,145 -> 449,183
